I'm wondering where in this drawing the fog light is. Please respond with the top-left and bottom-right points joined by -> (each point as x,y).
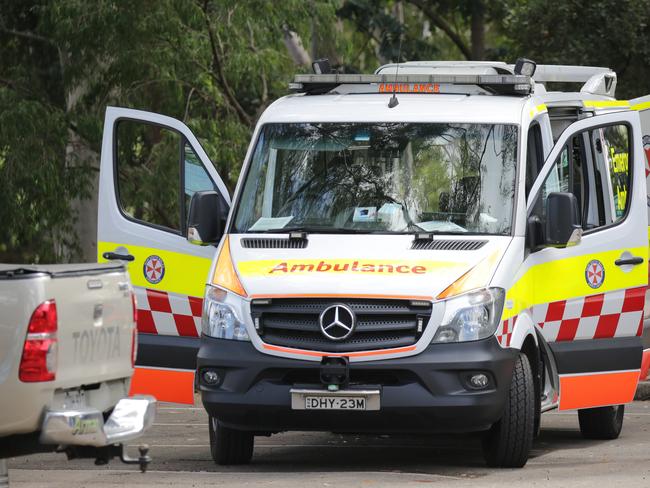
202,369 -> 221,385
469,373 -> 489,389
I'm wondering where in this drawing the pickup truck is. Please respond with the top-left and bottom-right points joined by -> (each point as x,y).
0,262 -> 156,483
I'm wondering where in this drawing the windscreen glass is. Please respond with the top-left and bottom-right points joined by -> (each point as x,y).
233,123 -> 518,235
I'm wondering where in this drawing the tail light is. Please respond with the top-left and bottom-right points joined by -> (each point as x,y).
19,300 -> 58,382
131,291 -> 138,368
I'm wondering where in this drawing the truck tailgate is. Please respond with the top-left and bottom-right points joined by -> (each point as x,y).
44,265 -> 135,388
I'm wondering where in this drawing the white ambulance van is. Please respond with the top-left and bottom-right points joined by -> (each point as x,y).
97,60 -> 650,468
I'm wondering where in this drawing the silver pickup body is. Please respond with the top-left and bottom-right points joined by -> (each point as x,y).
0,263 -> 155,451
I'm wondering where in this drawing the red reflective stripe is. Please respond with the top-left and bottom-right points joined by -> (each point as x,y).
556,318 -> 579,342
129,367 -> 194,404
581,293 -> 604,317
173,314 -> 199,337
135,289 -> 203,337
189,296 -> 203,317
545,301 -> 566,322
146,289 -> 172,313
594,314 -> 620,338
622,287 -> 645,312
136,309 -> 157,334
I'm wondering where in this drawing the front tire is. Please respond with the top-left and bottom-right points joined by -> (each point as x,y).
209,416 -> 254,465
482,353 -> 535,468
578,405 -> 624,440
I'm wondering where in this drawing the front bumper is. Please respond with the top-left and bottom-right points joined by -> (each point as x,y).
198,337 -> 518,434
39,396 -> 156,447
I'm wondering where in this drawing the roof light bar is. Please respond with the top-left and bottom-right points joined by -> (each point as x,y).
290,73 -> 532,96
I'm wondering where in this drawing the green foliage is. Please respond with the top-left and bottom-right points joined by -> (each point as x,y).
0,93 -> 90,262
1,0 -> 650,263
0,0 -> 337,262
504,0 -> 650,98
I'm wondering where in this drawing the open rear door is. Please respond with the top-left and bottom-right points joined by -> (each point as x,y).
97,107 -> 231,403
631,95 -> 650,379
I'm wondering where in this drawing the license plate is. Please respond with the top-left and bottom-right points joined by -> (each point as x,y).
61,389 -> 86,410
290,389 -> 380,411
305,396 -> 366,410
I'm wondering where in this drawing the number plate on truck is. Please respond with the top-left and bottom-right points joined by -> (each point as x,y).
290,389 -> 380,411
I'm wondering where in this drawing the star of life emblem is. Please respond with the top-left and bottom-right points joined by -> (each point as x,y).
585,259 -> 604,289
144,255 -> 165,284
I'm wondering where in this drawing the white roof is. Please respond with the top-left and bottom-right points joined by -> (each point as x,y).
259,93 -> 528,125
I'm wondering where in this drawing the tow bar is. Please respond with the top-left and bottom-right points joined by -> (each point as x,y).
64,443 -> 152,473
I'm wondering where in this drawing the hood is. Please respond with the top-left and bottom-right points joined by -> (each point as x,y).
228,234 -> 511,300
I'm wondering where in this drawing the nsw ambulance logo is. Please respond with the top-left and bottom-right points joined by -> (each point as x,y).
585,259 -> 605,289
144,255 -> 165,284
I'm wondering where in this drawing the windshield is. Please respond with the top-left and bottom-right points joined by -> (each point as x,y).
233,122 -> 518,235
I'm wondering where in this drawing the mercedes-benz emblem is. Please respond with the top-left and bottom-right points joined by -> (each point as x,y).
319,304 -> 356,341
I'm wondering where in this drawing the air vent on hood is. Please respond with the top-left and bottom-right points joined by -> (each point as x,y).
241,237 -> 308,249
410,239 -> 487,251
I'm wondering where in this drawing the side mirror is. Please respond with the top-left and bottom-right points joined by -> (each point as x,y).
526,214 -> 544,251
187,191 -> 224,246
545,192 -> 582,247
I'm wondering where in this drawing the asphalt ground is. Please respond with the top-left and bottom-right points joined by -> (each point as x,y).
6,396 -> 650,487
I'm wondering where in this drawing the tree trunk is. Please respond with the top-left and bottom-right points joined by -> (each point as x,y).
67,135 -> 99,262
470,0 -> 485,61
66,81 -> 99,263
283,24 -> 311,66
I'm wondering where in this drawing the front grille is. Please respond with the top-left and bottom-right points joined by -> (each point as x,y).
251,298 -> 432,352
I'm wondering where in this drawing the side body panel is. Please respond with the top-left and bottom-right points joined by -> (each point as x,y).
497,110 -> 647,410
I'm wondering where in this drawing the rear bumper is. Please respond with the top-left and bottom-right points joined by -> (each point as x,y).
39,396 -> 156,447
198,337 -> 518,434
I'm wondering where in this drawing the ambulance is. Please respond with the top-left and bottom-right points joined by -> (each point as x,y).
97,59 -> 650,468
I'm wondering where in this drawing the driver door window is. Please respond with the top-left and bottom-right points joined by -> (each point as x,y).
116,122 -> 220,235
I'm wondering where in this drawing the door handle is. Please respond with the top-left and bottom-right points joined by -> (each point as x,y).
102,251 -> 135,262
614,256 -> 644,266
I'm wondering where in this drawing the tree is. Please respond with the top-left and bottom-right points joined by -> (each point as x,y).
0,0 -> 337,262
504,0 -> 650,98
337,0 -> 510,65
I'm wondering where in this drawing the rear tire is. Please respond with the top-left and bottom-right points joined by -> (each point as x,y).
209,416 -> 254,465
482,353 -> 535,468
578,405 -> 624,440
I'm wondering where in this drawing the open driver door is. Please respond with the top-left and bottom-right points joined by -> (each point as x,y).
97,107 -> 230,404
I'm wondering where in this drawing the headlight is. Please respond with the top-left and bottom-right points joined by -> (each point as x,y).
432,288 -> 505,343
202,286 -> 250,341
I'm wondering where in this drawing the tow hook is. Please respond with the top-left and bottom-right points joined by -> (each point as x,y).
118,444 -> 151,473
320,356 -> 350,389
